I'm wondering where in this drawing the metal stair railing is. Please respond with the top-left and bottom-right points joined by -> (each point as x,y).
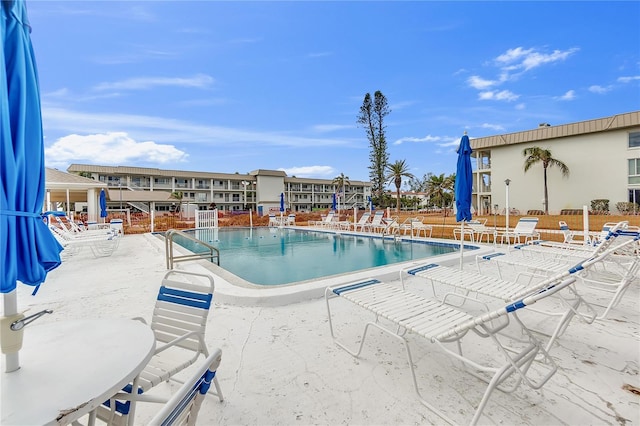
165,229 -> 220,269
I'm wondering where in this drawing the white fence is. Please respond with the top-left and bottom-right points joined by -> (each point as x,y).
195,209 -> 218,228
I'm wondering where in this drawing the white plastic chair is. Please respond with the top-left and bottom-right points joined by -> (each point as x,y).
98,270 -> 223,425
148,348 -> 223,426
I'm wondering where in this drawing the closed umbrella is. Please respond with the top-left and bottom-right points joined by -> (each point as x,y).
1,0 -> 63,372
279,193 -> 285,225
99,188 -> 107,223
332,193 -> 337,211
454,132 -> 473,270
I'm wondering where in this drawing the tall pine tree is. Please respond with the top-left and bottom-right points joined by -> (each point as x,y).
357,91 -> 390,204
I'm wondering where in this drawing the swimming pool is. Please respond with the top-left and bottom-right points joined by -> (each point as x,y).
173,227 -> 467,286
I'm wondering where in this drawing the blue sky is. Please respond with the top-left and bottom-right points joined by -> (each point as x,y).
30,1 -> 640,183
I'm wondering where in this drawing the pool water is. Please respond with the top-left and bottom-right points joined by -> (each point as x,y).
175,227 -> 461,286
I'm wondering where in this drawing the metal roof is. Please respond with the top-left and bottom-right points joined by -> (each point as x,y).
470,110 -> 640,150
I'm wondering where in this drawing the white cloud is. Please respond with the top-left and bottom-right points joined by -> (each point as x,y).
468,47 -> 579,96
515,103 -> 526,110
588,85 -> 611,94
618,75 -> 640,83
41,106 -> 355,148
93,74 -> 214,91
478,90 -> 519,102
278,166 -> 335,178
311,124 -> 354,133
496,47 -> 579,72
481,123 -> 505,131
307,52 -> 332,58
45,132 -> 188,168
393,135 -> 441,145
557,90 -> 576,101
467,75 -> 496,90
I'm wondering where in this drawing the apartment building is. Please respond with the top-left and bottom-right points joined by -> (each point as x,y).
66,164 -> 372,216
470,111 -> 640,215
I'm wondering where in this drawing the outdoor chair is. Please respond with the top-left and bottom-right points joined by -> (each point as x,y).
48,222 -> 120,258
399,217 -> 432,238
148,348 -> 223,426
325,276 -> 577,425
285,213 -> 296,226
308,211 -> 335,228
400,257 -> 603,352
453,219 -> 488,242
97,270 -> 223,425
351,211 -> 371,232
476,222 -> 631,279
362,211 -> 385,233
493,217 -> 540,245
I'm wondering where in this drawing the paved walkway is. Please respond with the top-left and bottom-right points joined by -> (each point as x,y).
10,233 -> 640,425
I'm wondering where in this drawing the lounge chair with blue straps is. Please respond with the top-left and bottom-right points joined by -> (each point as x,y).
98,270 -> 223,425
325,276 -> 576,425
148,348 -> 223,426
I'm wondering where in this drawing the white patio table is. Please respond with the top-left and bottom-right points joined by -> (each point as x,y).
1,318 -> 155,426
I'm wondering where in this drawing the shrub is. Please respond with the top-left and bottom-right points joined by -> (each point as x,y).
590,199 -> 609,214
615,201 -> 640,215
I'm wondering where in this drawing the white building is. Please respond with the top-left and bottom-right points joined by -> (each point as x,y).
65,164 -> 371,216
471,111 -> 640,215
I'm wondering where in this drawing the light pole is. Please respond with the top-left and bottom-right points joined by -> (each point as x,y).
241,180 -> 249,211
493,203 -> 498,232
504,179 -> 511,239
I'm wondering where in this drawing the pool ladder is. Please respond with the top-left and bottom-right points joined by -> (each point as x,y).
165,229 -> 220,269
381,217 -> 401,240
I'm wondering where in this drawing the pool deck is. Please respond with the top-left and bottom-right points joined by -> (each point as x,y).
6,232 -> 639,425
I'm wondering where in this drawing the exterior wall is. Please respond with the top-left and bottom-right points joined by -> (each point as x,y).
255,175 -> 285,214
488,128 -> 638,213
66,164 -> 372,215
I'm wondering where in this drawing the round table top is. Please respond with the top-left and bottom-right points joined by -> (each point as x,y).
2,318 -> 155,425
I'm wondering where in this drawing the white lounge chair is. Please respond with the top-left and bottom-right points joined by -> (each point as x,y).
477,222 -> 632,279
325,276 -> 576,425
48,222 -> 120,258
148,348 -> 223,426
399,217 -> 433,238
400,251 -> 613,351
308,211 -> 335,228
494,217 -> 540,245
361,211 -> 385,233
453,219 -> 488,242
351,211 -> 371,232
285,213 -> 296,226
98,270 -> 223,425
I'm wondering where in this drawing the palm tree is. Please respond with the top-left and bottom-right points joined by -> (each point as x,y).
426,173 -> 455,210
385,160 -> 414,212
170,191 -> 184,219
523,147 -> 569,214
332,173 -> 350,211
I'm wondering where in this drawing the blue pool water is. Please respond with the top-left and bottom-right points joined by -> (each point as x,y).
174,227 -> 461,286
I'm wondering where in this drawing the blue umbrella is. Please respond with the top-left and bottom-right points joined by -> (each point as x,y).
454,132 -> 473,269
1,0 -> 63,371
279,192 -> 284,225
367,196 -> 374,212
332,193 -> 337,211
99,188 -> 107,221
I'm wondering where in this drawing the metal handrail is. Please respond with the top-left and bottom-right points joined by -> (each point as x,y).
165,229 -> 220,269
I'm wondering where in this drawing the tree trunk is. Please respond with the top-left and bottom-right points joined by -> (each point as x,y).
543,167 -> 549,214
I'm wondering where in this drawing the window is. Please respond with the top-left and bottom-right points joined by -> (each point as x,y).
630,132 -> 640,148
629,158 -> 640,184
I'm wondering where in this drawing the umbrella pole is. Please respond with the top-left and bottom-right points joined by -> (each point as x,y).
459,222 -> 464,270
2,291 -> 20,372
